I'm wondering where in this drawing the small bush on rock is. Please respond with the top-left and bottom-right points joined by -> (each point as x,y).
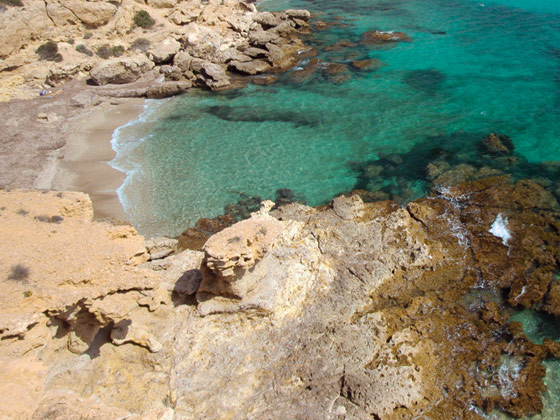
0,0 -> 24,7
8,264 -> 29,281
96,44 -> 126,59
96,44 -> 113,59
35,215 -> 64,223
130,37 -> 151,52
133,10 -> 155,29
112,45 -> 125,57
75,44 -> 93,57
36,41 -> 63,62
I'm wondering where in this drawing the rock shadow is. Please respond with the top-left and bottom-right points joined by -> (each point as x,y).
84,322 -> 114,359
172,269 -> 203,307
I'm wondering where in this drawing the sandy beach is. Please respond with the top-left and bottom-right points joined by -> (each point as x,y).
51,98 -> 145,221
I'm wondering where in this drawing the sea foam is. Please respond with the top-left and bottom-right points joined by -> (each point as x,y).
489,213 -> 511,245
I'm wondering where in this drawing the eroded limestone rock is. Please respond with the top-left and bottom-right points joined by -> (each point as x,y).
148,38 -> 182,65
201,201 -> 285,292
90,56 -> 155,85
3,177 -> 560,420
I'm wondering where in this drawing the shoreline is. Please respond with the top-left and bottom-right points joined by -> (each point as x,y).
50,98 -> 146,221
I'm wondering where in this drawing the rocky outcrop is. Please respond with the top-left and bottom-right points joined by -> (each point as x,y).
0,0 -> 311,99
4,176 -> 560,419
147,37 -> 181,64
198,201 -> 288,306
90,55 -> 155,85
58,0 -> 118,27
190,58 -> 231,89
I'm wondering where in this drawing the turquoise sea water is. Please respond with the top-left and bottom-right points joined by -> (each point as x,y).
112,0 -> 560,237
110,1 -> 560,417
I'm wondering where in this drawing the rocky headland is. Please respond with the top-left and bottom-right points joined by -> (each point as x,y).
2,173 -> 560,419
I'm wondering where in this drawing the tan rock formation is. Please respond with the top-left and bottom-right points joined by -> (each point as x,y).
2,177 -> 559,419
59,0 -> 118,27
0,0 -> 310,100
89,55 -> 156,85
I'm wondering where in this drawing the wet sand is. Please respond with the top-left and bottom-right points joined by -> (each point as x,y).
51,98 -> 145,221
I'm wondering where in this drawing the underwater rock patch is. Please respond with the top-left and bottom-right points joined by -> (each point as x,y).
361,30 -> 412,44
403,68 -> 447,95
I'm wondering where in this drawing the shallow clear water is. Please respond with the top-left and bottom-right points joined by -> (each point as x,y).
483,309 -> 560,420
112,0 -> 560,238
110,1 -> 560,416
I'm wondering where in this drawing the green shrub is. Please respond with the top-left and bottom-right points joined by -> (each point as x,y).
95,44 -> 125,59
8,264 -> 29,281
35,215 -> 64,223
0,0 -> 24,7
83,32 -> 93,40
112,45 -> 125,57
66,38 -> 75,45
75,44 -> 93,57
130,37 -> 151,52
96,44 -> 113,59
133,10 -> 155,29
36,41 -> 63,62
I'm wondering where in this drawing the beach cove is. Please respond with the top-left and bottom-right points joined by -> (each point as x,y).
1,0 -> 560,419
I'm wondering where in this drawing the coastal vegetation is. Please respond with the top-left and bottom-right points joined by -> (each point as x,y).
8,263 -> 29,281
130,37 -> 151,52
0,0 -> 23,7
133,10 -> 155,29
75,44 -> 93,57
95,44 -> 125,59
35,41 -> 62,62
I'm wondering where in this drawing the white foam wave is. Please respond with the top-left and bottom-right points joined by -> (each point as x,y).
110,98 -> 171,223
498,356 -> 522,399
489,213 -> 511,245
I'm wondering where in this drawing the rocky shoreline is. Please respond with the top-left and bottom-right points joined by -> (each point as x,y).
2,174 -> 560,419
0,0 -> 311,100
0,0 -> 313,199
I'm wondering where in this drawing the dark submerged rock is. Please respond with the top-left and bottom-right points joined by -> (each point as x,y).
403,69 -> 447,96
481,133 -> 515,155
361,30 -> 412,44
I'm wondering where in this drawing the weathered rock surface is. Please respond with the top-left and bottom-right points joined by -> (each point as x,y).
148,38 -> 182,64
146,80 -> 192,98
0,0 -> 310,100
3,176 -> 559,419
90,56 -> 155,85
190,58 -> 231,89
229,59 -> 272,75
481,132 -> 515,155
351,58 -> 384,71
58,0 -> 118,27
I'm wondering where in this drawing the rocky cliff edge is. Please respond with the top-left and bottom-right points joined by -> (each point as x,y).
2,179 -> 560,419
